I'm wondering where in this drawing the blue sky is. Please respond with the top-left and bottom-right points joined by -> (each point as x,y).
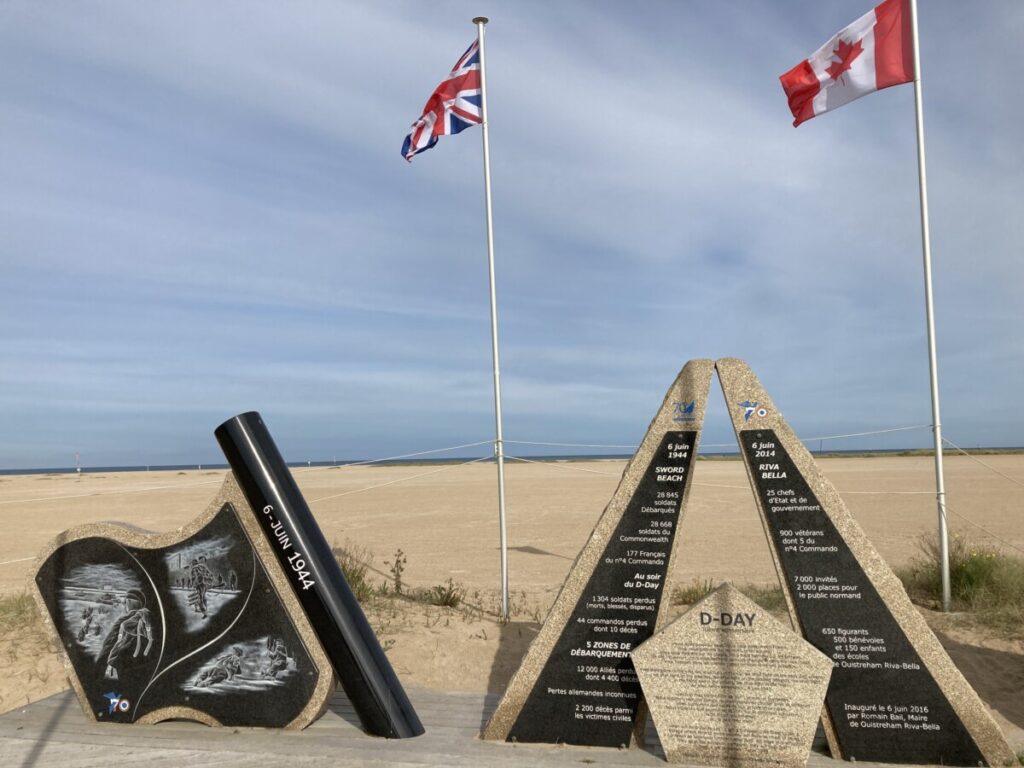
1,1 -> 1021,469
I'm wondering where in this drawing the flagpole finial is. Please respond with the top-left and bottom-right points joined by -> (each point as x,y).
473,16 -> 488,24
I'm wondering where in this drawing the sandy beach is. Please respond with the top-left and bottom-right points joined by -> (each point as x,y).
1,454 -> 1022,745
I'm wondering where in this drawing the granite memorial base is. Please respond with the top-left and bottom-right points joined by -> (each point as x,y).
482,359 -> 715,747
32,475 -> 334,729
631,583 -> 832,768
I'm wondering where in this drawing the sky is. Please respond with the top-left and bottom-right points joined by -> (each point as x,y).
1,1 -> 1021,469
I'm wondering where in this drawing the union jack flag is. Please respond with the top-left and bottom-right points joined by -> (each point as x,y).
401,40 -> 482,162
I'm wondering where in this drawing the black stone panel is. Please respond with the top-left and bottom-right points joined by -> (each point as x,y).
35,504 -> 320,727
508,431 -> 696,747
215,411 -> 424,738
740,429 -> 985,765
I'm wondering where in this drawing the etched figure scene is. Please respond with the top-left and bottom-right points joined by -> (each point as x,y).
184,636 -> 298,695
164,534 -> 243,631
57,563 -> 153,673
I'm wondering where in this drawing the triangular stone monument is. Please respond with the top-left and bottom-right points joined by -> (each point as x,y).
482,359 -> 715,747
715,357 -> 1015,766
631,583 -> 833,768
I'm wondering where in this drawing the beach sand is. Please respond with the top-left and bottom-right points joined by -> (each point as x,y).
1,455 -> 1022,744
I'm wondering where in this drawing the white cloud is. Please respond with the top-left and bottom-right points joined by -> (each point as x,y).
1,0 -> 1021,468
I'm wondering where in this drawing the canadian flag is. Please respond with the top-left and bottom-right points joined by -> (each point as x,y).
780,0 -> 914,127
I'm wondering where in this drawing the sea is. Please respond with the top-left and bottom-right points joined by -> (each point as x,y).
3,446 -> 1013,477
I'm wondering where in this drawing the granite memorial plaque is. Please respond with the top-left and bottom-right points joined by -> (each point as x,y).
631,583 -> 832,768
715,357 -> 1015,766
32,475 -> 334,728
32,412 -> 424,737
483,359 -> 714,747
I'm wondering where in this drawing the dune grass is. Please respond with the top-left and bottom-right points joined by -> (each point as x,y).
0,591 -> 41,634
898,534 -> 1024,633
670,578 -> 787,612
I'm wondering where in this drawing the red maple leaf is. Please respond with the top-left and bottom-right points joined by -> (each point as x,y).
826,37 -> 863,82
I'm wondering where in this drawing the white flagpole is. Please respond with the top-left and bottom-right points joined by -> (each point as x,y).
908,0 -> 951,612
473,16 -> 510,621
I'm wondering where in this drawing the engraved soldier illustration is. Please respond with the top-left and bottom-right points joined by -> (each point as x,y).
100,588 -> 154,680
261,636 -> 290,679
194,646 -> 244,688
186,555 -> 216,618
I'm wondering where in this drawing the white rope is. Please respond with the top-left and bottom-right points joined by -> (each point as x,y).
0,440 -> 494,507
0,556 -> 36,567
293,439 -> 493,473
505,454 -> 623,477
945,502 -> 1024,557
0,475 -> 228,506
842,490 -> 933,495
798,424 -> 932,443
691,481 -> 931,495
505,440 -> 637,450
664,425 -> 934,452
1,427 -> 1007,512
941,436 -> 1024,490
306,455 -> 492,504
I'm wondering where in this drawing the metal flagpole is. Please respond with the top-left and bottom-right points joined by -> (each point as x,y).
473,16 -> 510,621
908,0 -> 951,612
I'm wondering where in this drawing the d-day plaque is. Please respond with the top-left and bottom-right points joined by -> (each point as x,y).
631,583 -> 832,768
483,359 -> 714,747
716,357 -> 1015,766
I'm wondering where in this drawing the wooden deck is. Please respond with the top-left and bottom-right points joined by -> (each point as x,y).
0,687 -> 863,768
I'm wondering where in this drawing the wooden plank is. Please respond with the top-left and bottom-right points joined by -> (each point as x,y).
0,688 -> 882,768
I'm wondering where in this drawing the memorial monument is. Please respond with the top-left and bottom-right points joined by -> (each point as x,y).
715,357 -> 1015,766
32,477 -> 334,728
487,358 -> 1013,765
631,583 -> 832,768
482,359 -> 715,747
32,411 -> 424,737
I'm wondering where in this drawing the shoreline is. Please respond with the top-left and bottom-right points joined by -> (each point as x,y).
3,446 -> 1023,477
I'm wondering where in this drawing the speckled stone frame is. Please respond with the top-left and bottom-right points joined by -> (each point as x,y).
31,474 -> 334,729
483,359 -> 715,747
716,357 -> 1015,766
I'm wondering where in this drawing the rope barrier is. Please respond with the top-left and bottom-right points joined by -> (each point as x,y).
945,502 -> 1024,557
799,424 -> 932,443
504,440 -> 636,450
0,556 -> 36,568
293,439 -> 494,473
0,440 -> 494,507
841,490 -> 934,495
0,475 -> 228,507
507,425 -> 933,452
306,455 -> 492,504
0,427 -> 1017,517
941,436 -> 1024,490
504,454 -> 623,477
1,429 -> 1020,570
